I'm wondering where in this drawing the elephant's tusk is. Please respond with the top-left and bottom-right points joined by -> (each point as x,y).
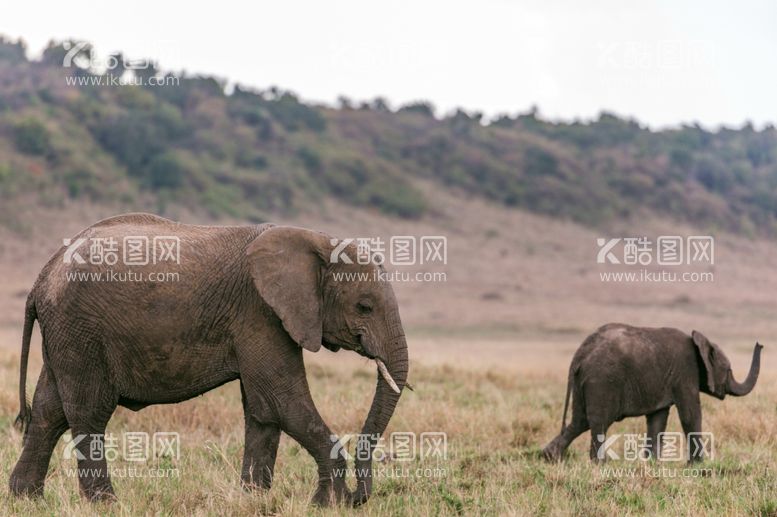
376,359 -> 401,394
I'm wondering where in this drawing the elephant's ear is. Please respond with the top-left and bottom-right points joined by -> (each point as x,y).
692,330 -> 716,393
246,226 -> 332,353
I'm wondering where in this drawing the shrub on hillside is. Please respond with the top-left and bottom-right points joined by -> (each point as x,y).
265,93 -> 326,132
147,152 -> 186,189
12,118 -> 51,156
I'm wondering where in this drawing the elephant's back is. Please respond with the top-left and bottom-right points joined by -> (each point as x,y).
31,214 -> 270,318
89,212 -> 175,229
574,323 -> 681,404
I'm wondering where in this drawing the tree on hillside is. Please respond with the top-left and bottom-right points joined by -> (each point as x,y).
0,37 -> 26,63
398,101 -> 436,118
42,40 -> 93,69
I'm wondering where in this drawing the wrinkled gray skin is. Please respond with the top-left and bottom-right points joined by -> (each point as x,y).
543,323 -> 761,462
9,214 -> 408,506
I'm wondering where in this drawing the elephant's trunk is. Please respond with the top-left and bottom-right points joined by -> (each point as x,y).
726,343 -> 762,396
353,315 -> 408,506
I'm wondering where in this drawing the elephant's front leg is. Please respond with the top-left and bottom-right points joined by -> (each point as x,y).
645,407 -> 670,460
676,393 -> 704,462
240,383 -> 281,489
283,394 -> 350,506
241,369 -> 350,506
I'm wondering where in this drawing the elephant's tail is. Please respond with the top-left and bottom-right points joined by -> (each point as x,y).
560,364 -> 575,434
15,297 -> 36,435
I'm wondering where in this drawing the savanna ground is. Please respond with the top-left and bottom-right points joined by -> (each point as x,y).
0,194 -> 775,516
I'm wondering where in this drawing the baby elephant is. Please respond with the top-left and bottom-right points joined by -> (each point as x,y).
543,323 -> 762,462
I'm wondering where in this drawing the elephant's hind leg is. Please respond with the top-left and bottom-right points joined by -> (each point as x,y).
588,420 -> 614,462
9,366 -> 69,498
63,403 -> 118,500
542,388 -> 589,462
53,345 -> 119,501
586,383 -> 617,462
63,404 -> 119,500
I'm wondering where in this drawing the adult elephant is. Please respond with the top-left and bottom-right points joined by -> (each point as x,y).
9,213 -> 409,506
542,323 -> 761,462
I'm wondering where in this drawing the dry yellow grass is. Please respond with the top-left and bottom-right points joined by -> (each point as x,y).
0,335 -> 774,516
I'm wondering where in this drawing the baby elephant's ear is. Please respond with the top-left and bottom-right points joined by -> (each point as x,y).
246,226 -> 332,353
692,330 -> 716,393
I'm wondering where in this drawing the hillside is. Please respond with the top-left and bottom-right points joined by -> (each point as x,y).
1,37 -> 777,236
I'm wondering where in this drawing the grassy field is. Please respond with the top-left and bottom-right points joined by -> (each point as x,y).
0,200 -> 776,515
0,334 -> 774,516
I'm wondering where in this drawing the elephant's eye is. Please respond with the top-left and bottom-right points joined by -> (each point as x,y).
356,301 -> 373,315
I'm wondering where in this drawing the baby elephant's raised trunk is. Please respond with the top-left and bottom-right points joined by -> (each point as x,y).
727,343 -> 762,396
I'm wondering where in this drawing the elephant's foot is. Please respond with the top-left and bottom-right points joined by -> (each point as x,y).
9,462 -> 46,498
241,465 -> 273,491
9,474 -> 45,499
80,479 -> 116,503
83,486 -> 117,503
241,478 -> 271,492
352,487 -> 372,507
541,437 -> 565,462
311,477 -> 352,507
352,474 -> 373,507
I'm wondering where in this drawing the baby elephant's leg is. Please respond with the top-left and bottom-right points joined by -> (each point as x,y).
645,407 -> 670,460
542,390 -> 588,462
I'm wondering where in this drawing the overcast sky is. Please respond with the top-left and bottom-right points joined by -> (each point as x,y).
2,0 -> 775,129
